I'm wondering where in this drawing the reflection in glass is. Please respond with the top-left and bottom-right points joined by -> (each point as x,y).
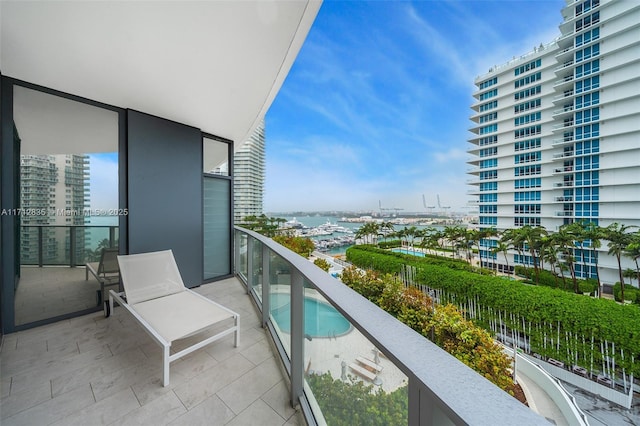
269,252 -> 291,357
203,137 -> 229,175
302,286 -> 408,425
203,177 -> 231,280
13,85 -> 119,326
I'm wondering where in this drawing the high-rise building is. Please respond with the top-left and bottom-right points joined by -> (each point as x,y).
468,0 -> 640,286
20,154 -> 90,264
234,120 -> 265,224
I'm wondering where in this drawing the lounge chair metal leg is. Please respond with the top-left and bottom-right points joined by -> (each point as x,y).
163,345 -> 170,386
234,316 -> 240,347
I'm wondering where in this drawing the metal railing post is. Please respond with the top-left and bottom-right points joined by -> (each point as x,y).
290,270 -> 304,408
109,226 -> 116,247
69,226 -> 76,267
37,226 -> 43,267
262,246 -> 271,327
246,237 -> 254,295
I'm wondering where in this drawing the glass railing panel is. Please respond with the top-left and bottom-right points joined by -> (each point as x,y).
43,226 -> 71,265
268,251 -> 292,357
302,284 -> 409,425
250,239 -> 262,297
237,231 -> 248,280
75,226 -> 115,264
20,225 -> 119,266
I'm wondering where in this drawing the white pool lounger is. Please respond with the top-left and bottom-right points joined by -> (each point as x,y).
108,249 -> 240,386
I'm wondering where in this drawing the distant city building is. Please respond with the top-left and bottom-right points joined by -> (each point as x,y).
20,154 -> 90,264
234,120 -> 265,224
468,0 -> 640,285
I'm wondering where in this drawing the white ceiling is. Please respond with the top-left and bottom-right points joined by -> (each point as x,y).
1,1 -> 321,145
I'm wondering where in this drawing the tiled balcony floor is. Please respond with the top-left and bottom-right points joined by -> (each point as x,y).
15,266 -> 101,326
1,277 -> 301,425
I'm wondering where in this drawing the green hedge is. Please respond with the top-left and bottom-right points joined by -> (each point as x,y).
613,282 -> 640,304
514,265 -> 597,294
348,246 -> 640,375
346,245 -> 474,274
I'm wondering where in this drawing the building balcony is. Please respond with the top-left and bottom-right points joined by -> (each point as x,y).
554,60 -> 574,72
554,181 -> 575,188
553,166 -> 574,175
552,121 -> 575,131
552,151 -> 575,160
555,196 -> 574,202
552,135 -> 575,146
552,90 -> 574,103
552,105 -> 574,119
555,211 -> 574,217
554,45 -> 575,62
0,227 -> 546,425
552,75 -> 574,91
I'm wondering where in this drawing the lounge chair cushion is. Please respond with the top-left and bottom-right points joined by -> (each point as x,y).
131,291 -> 235,342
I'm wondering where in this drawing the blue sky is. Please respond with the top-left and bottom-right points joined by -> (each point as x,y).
264,0 -> 564,213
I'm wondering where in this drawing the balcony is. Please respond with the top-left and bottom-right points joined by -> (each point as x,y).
552,105 -> 574,119
552,135 -> 575,146
554,181 -> 575,188
552,75 -> 574,91
552,90 -> 575,103
552,151 -> 575,160
554,60 -> 574,72
553,166 -> 574,175
552,121 -> 574,131
1,273 -> 301,425
0,227 -> 546,425
556,211 -> 574,217
555,196 -> 574,202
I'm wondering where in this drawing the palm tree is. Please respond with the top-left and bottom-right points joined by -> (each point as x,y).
520,226 -> 547,284
379,221 -> 395,244
604,223 -> 633,302
540,236 -> 560,288
355,222 -> 380,245
491,240 -> 510,276
624,230 -> 640,286
555,226 -> 579,292
419,227 -> 439,255
475,228 -> 497,270
403,226 -> 419,254
462,228 -> 477,265
444,226 -> 465,259
583,222 -> 604,297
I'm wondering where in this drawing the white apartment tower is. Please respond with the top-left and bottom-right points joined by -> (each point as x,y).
468,0 -> 640,285
20,154 -> 90,264
233,120 -> 266,224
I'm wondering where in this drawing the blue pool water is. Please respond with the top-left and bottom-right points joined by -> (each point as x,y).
270,293 -> 351,338
391,248 -> 426,257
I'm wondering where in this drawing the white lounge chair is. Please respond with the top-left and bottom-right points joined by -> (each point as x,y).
108,249 -> 240,386
86,247 -> 120,312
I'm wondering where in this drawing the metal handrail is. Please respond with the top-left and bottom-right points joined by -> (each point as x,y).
20,225 -> 118,267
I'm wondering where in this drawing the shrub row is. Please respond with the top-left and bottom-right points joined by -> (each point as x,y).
514,265 -> 597,294
340,267 -> 516,394
346,245 -> 475,274
347,246 -> 640,375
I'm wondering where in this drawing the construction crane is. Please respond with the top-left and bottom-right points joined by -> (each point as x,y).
379,200 -> 404,216
422,194 -> 435,215
437,194 -> 451,216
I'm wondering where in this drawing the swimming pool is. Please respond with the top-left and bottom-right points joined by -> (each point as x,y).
391,248 -> 426,257
270,293 -> 352,338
